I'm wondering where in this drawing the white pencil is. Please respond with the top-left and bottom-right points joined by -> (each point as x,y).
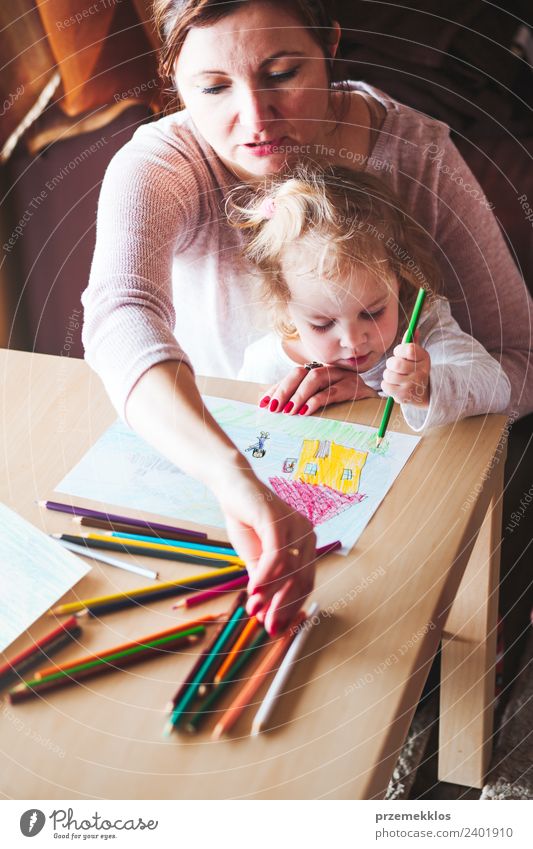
251,601 -> 320,736
52,538 -> 158,580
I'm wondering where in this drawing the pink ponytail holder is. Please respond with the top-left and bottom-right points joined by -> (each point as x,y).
259,197 -> 276,219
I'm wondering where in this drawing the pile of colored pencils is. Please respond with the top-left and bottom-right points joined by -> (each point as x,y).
163,594 -> 321,738
6,615 -> 221,703
4,500 -> 333,732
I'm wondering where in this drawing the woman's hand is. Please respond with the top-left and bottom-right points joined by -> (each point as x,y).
381,337 -> 431,406
213,469 -> 316,635
259,364 -> 379,416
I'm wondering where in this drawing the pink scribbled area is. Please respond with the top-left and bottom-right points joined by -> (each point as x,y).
269,477 -> 366,525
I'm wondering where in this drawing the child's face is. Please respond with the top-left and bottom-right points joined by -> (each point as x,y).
284,261 -> 400,372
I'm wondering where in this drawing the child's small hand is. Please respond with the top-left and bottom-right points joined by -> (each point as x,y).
381,335 -> 430,406
259,365 -> 378,416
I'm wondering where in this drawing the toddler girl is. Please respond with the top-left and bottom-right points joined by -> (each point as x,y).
232,165 -> 510,431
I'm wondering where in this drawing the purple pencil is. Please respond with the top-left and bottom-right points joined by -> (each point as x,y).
37,500 -> 206,539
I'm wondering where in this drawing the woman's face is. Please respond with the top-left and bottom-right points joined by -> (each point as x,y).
175,1 -> 339,180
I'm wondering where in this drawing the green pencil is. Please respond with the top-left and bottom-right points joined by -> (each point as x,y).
8,627 -> 205,701
184,627 -> 269,733
376,287 -> 427,446
163,600 -> 248,735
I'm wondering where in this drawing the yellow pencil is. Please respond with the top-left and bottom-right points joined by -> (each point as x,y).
76,532 -> 245,565
48,565 -> 245,615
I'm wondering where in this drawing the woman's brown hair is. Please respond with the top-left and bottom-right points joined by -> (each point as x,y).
153,0 -> 340,107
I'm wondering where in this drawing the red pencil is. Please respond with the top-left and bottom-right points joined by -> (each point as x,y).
0,616 -> 80,687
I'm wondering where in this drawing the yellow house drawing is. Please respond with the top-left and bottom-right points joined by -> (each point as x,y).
294,440 -> 368,495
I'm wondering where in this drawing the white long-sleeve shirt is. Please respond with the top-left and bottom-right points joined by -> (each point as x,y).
238,298 -> 511,431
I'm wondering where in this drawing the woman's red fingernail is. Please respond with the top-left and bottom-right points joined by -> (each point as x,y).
298,404 -> 309,415
269,399 -> 279,412
259,396 -> 270,408
283,401 -> 294,413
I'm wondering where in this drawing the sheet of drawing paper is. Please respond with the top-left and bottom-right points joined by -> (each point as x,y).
0,503 -> 90,653
54,396 -> 420,554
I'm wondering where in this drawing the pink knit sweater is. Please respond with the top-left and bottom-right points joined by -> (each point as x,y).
82,83 -> 533,420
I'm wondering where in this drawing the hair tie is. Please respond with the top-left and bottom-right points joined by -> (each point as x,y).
259,197 -> 276,219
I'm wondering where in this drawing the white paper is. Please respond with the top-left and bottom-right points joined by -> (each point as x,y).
0,503 -> 91,653
55,396 -> 420,554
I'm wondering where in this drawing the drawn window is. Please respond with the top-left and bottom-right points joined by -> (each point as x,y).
304,462 -> 318,475
341,468 -> 353,481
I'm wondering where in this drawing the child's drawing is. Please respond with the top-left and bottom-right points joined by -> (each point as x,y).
54,396 -> 420,554
269,478 -> 366,525
294,439 -> 367,495
245,431 -> 270,458
282,457 -> 297,474
270,438 -> 368,525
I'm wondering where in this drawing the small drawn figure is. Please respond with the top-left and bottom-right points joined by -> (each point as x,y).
245,431 -> 270,458
283,457 -> 297,474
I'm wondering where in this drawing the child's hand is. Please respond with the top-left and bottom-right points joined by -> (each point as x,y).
381,335 -> 430,406
259,364 -> 378,416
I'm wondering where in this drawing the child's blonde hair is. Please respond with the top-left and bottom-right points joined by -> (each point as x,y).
228,164 -> 441,340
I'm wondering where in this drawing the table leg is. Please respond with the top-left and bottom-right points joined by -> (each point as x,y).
438,464 -> 503,788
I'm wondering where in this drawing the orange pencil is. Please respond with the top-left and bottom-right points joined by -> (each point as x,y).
34,614 -> 223,680
213,617 -> 259,684
212,611 -> 306,740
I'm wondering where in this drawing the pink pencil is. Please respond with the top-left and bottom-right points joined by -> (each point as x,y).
171,542 -> 341,610
172,575 -> 248,609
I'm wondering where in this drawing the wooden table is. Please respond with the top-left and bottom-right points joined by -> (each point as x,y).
0,349 -> 507,799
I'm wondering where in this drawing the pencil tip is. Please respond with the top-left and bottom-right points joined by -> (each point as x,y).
162,722 -> 174,738
37,500 -> 46,507
251,724 -> 261,737
73,516 -> 82,524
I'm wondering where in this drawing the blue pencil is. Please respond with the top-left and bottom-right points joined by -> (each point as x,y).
107,531 -> 238,557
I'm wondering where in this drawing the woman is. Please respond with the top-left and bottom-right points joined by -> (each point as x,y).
82,0 -> 532,635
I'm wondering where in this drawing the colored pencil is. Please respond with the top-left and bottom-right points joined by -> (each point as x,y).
8,627 -> 205,702
51,533 -> 242,568
315,540 -> 342,558
376,287 -> 427,446
212,611 -> 307,739
54,538 -> 158,579
74,516 -> 230,546
38,500 -> 206,538
77,532 -> 244,565
34,615 -> 222,680
185,627 -> 269,734
48,565 -> 247,616
251,601 -> 320,735
173,575 -> 249,609
172,545 -> 339,612
0,624 -> 82,688
165,615 -> 234,714
163,592 -> 248,735
213,616 -> 260,684
106,531 -> 238,558
0,616 -> 79,682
